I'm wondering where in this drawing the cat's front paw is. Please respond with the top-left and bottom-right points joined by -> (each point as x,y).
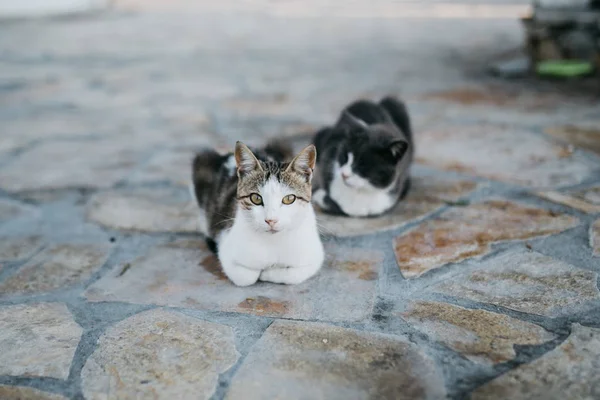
222,261 -> 260,287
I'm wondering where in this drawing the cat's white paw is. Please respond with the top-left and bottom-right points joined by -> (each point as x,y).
222,261 -> 260,287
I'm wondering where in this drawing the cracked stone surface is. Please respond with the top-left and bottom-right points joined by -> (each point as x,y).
415,124 -> 596,188
0,386 -> 67,400
226,320 -> 446,400
0,1 -> 599,399
472,324 -> 600,400
591,219 -> 600,257
85,240 -> 382,322
0,140 -> 139,192
544,122 -> 600,155
81,308 -> 238,400
429,249 -> 600,317
394,200 -> 579,278
0,198 -> 37,222
0,236 -> 42,262
316,175 -> 477,237
0,243 -> 111,297
0,303 -> 82,379
401,301 -> 555,364
536,186 -> 600,214
86,187 -> 198,233
127,149 -> 196,187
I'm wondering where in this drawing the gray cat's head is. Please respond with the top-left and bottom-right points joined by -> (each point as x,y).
335,111 -> 409,190
234,141 -> 316,234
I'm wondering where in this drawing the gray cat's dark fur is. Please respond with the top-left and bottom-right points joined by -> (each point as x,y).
312,96 -> 414,217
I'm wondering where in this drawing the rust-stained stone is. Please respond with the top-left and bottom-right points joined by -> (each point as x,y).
591,219 -> 600,257
81,309 -> 238,400
85,241 -> 382,322
536,187 -> 600,214
0,140 -> 138,192
226,320 -> 446,400
316,176 -> 477,237
430,250 -> 600,317
401,301 -> 555,364
237,296 -> 290,316
0,303 -> 82,379
472,324 -> 600,400
0,243 -> 110,296
86,187 -> 198,233
0,385 -> 67,400
420,87 -> 562,111
394,200 -> 578,278
0,236 -> 42,261
545,124 -> 600,155
415,124 -> 595,188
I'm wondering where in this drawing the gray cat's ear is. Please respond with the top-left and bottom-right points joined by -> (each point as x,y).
389,140 -> 409,161
287,144 -> 316,181
338,110 -> 368,130
235,141 -> 262,175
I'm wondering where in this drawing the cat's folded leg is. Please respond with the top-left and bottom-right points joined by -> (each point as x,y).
221,260 -> 261,287
259,262 -> 321,285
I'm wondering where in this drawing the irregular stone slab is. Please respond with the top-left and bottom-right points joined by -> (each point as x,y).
0,385 -> 67,400
401,301 -> 555,364
0,140 -> 139,192
545,123 -> 600,155
472,324 -> 600,400
127,149 -> 195,187
0,243 -> 110,296
0,303 -> 82,379
81,309 -> 238,400
394,200 -> 578,278
430,250 -> 600,317
420,86 -> 563,111
86,187 -> 197,233
0,198 -> 37,222
415,124 -> 595,188
316,176 -> 476,237
536,186 -> 600,214
591,219 -> 600,257
226,320 -> 446,400
85,241 -> 382,322
0,236 -> 42,261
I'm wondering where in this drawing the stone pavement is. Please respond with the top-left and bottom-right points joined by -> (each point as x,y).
1,1 -> 600,399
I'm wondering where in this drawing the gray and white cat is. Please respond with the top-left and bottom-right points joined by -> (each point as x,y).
191,141 -> 324,286
312,96 -> 414,217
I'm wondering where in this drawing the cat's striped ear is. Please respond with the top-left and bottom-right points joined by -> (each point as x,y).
235,141 -> 262,176
286,144 -> 316,182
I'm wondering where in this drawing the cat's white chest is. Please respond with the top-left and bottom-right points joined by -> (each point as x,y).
329,171 -> 395,217
217,208 -> 324,271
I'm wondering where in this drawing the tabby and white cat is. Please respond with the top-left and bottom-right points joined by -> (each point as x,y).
312,96 -> 414,217
191,141 -> 324,287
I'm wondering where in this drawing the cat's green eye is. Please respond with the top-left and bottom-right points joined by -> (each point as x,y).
282,194 -> 296,205
249,193 -> 263,205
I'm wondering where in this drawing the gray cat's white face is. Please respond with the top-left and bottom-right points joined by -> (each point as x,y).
335,152 -> 376,191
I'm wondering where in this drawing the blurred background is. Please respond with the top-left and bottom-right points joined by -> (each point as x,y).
1,0 -> 598,161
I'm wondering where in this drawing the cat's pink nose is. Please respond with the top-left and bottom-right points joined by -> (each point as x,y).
342,172 -> 350,180
265,219 -> 278,227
